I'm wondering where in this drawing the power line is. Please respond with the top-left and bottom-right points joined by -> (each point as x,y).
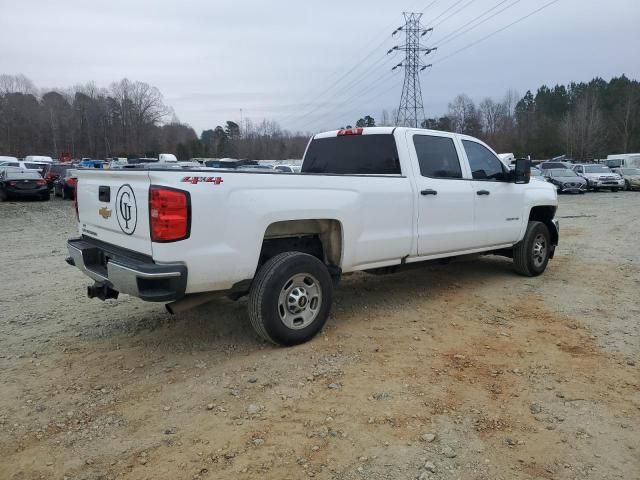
427,0 -> 468,25
279,1 -> 428,126
432,0 -> 561,65
431,0 -> 512,45
298,69 -> 399,131
434,0 -> 523,48
431,0 -> 477,29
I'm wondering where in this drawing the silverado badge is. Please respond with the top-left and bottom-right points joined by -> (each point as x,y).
99,206 -> 112,219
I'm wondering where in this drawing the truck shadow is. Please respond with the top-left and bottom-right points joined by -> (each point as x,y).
123,255 -> 521,350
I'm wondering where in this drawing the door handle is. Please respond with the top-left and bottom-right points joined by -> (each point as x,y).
476,190 -> 490,196
420,189 -> 438,196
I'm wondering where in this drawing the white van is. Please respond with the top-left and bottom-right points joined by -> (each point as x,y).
158,153 -> 178,163
606,154 -> 640,169
24,155 -> 53,163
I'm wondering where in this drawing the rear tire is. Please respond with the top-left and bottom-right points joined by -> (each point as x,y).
248,252 -> 333,346
612,187 -> 619,193
513,221 -> 551,277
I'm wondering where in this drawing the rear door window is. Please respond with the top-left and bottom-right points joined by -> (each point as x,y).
413,135 -> 462,179
462,140 -> 507,181
302,134 -> 401,175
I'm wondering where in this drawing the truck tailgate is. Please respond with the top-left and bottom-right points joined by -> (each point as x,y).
76,170 -> 152,255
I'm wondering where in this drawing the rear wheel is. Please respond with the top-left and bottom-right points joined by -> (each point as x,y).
612,187 -> 619,193
248,252 -> 333,346
513,221 -> 551,277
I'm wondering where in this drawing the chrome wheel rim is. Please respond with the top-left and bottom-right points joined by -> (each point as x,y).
532,233 -> 547,267
278,273 -> 322,330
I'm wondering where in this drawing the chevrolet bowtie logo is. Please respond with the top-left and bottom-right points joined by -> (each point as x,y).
99,206 -> 112,219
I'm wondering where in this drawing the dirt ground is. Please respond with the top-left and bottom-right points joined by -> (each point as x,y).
1,192 -> 638,480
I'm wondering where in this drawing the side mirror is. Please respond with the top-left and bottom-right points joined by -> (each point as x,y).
513,158 -> 530,184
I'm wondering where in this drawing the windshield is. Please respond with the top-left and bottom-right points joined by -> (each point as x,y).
541,162 -> 566,169
531,169 -> 542,176
49,165 -> 68,174
584,165 -> 611,173
621,168 -> 640,175
25,163 -> 44,169
551,169 -> 578,177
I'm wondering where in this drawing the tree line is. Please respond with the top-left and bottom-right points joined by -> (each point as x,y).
422,75 -> 640,160
2,73 -> 638,162
353,75 -> 638,160
0,74 -> 309,160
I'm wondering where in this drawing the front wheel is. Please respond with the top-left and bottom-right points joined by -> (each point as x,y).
512,221 -> 551,277
248,252 -> 333,346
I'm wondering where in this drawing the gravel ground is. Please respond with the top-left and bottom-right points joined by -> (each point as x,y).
0,193 -> 638,480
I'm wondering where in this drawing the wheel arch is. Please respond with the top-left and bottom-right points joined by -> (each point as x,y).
260,219 -> 343,269
528,205 -> 558,245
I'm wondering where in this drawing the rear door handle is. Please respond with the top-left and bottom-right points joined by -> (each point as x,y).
476,190 -> 490,196
420,189 -> 438,196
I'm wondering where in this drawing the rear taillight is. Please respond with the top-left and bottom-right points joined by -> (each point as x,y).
66,177 -> 77,186
149,186 -> 190,242
337,127 -> 363,136
36,179 -> 46,186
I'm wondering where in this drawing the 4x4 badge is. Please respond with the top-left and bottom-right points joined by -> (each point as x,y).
99,206 -> 112,219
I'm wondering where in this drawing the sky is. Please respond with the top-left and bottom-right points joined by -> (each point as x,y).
1,0 -> 639,135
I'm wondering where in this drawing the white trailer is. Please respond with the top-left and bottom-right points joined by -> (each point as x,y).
605,154 -> 640,168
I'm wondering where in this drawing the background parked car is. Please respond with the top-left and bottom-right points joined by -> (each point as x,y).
0,160 -> 48,174
530,166 -> 545,181
42,163 -> 70,189
274,165 -> 297,173
612,167 -> 640,191
78,159 -> 105,169
543,168 -> 588,193
539,161 -> 573,170
53,169 -> 77,199
0,169 -> 50,201
572,164 -> 625,191
23,155 -> 53,164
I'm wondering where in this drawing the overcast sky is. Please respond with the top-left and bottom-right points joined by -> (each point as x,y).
1,0 -> 639,134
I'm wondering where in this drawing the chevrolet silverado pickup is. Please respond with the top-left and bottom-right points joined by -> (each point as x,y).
67,127 -> 559,345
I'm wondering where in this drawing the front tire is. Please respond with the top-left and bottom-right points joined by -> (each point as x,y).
248,252 -> 333,346
513,221 -> 551,277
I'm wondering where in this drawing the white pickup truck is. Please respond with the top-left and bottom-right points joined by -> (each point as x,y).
67,127 -> 559,345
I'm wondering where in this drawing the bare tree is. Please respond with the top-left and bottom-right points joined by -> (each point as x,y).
0,74 -> 37,95
448,94 -> 482,135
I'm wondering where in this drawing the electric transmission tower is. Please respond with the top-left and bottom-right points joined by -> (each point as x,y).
388,12 -> 436,128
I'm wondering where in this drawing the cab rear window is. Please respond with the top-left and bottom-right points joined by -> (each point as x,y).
302,134 -> 401,175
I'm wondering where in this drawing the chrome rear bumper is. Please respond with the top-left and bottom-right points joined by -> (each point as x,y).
67,237 -> 187,302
